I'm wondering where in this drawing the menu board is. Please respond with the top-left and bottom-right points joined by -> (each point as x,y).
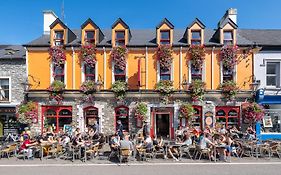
2,115 -> 18,135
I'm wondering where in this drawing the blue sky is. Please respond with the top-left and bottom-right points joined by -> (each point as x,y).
1,0 -> 281,44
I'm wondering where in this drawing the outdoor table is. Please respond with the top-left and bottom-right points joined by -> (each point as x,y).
213,144 -> 226,162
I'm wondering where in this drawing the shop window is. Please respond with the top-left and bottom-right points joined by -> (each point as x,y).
223,31 -> 233,45
84,107 -> 99,127
191,65 -> 202,81
160,30 -> 170,45
114,66 -> 126,82
191,107 -> 202,128
266,62 -> 280,87
216,107 -> 240,129
222,66 -> 234,82
54,65 -> 65,82
54,31 -> 64,46
160,67 -> 171,80
115,31 -> 125,46
191,31 -> 201,45
115,106 -> 129,132
84,64 -> 95,81
85,30 -> 95,45
0,78 -> 10,102
262,109 -> 281,133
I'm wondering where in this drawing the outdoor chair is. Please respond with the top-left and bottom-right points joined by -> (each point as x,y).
47,144 -> 64,160
269,142 -> 281,159
119,148 -> 131,163
153,145 -> 166,159
0,143 -> 17,159
180,144 -> 193,160
194,145 -> 211,161
85,144 -> 99,161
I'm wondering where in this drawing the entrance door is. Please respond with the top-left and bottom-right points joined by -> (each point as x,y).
155,114 -> 170,138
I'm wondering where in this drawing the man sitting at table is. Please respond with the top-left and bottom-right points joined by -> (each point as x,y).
19,135 -> 38,159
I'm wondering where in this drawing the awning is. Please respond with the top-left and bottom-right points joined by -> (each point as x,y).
257,95 -> 281,104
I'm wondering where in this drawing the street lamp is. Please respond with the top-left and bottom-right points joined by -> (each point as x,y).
181,78 -> 189,91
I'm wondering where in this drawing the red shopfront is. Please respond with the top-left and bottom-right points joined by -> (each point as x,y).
41,106 -> 72,133
215,106 -> 240,129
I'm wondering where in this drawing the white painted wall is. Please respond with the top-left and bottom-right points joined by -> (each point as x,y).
43,10 -> 58,34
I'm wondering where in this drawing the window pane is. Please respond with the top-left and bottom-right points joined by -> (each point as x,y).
160,75 -> 171,80
192,31 -> 201,39
59,117 -> 72,128
54,66 -> 64,74
55,31 -> 64,39
116,31 -> 125,39
191,40 -> 201,45
266,76 -> 277,86
0,79 -> 9,101
45,117 -> 57,129
160,41 -> 170,45
267,63 -> 276,74
114,67 -> 125,74
224,31 -> 233,40
160,68 -> 170,74
86,31 -> 95,39
85,65 -> 95,75
161,31 -> 170,40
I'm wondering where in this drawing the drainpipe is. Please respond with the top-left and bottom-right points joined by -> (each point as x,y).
211,46 -> 215,89
179,47 -> 182,90
145,47 -> 148,89
71,47 -> 75,89
103,47 -> 106,90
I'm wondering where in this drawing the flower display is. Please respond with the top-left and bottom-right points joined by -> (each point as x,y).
111,46 -> 128,71
188,45 -> 205,69
111,80 -> 128,100
156,80 -> 174,104
156,45 -> 173,69
80,80 -> 96,94
189,80 -> 206,101
179,103 -> 195,119
220,45 -> 238,69
79,45 -> 97,68
17,101 -> 38,125
49,46 -> 66,67
135,102 -> 148,121
220,80 -> 239,101
48,80 -> 66,103
242,102 -> 265,124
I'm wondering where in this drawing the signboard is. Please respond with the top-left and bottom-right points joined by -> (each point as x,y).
263,115 -> 273,128
2,115 -> 18,135
204,111 -> 214,127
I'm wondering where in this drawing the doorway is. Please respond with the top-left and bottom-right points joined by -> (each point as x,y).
155,113 -> 170,138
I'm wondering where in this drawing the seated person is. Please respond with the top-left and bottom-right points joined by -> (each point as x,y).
119,134 -> 133,155
37,132 -> 49,145
153,136 -> 164,151
182,131 -> 192,146
246,125 -> 256,140
19,135 -> 38,159
60,134 -> 71,147
109,134 -> 120,151
72,133 -> 85,147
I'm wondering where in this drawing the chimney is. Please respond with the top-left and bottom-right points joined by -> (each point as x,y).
43,10 -> 58,35
227,8 -> 237,24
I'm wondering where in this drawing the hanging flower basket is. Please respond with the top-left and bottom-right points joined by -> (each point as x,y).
220,45 -> 238,69
49,46 -> 66,67
156,80 -> 174,104
16,101 -> 38,125
242,102 -> 265,124
48,80 -> 66,103
179,103 -> 195,119
135,102 -> 148,121
156,45 -> 173,70
111,80 -> 128,100
220,80 -> 239,101
189,80 -> 206,102
111,46 -> 128,71
188,45 -> 206,69
79,45 -> 97,68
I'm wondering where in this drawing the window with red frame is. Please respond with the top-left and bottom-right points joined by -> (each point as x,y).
115,106 -> 129,132
160,67 -> 171,80
85,30 -> 95,45
222,66 -> 234,82
54,31 -> 64,46
114,66 -> 126,81
160,30 -> 170,45
191,65 -> 202,80
115,31 -> 125,46
54,65 -> 64,82
216,107 -> 240,129
84,64 -> 95,81
223,31 -> 233,45
180,106 -> 202,129
191,31 -> 201,45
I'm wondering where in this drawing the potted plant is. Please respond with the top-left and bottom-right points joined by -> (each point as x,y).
189,80 -> 206,102
79,44 -> 97,68
242,102 -> 265,124
111,80 -> 128,100
135,102 -> 148,121
179,103 -> 195,126
188,45 -> 205,69
156,45 -> 173,70
220,80 -> 239,101
220,45 -> 238,69
48,80 -> 66,103
111,46 -> 128,71
49,46 -> 66,67
17,101 -> 38,125
155,80 -> 174,104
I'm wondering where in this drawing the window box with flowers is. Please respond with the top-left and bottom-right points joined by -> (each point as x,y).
49,46 -> 66,67
48,80 -> 66,103
157,45 -> 173,70
111,46 -> 128,71
111,80 -> 128,101
219,80 -> 239,101
17,101 -> 38,125
189,80 -> 206,102
80,80 -> 97,104
79,44 -> 97,68
188,45 -> 205,70
179,103 -> 195,126
242,102 -> 264,125
156,80 -> 174,104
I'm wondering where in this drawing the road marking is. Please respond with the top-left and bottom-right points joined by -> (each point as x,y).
0,162 -> 281,167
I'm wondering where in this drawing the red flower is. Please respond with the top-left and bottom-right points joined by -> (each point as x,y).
220,45 -> 238,69
156,45 -> 173,69
79,45 -> 97,68
49,46 -> 66,67
111,46 -> 128,71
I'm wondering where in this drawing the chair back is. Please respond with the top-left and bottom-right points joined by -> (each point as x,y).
120,149 -> 130,156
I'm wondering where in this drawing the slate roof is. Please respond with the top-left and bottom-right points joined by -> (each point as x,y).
0,45 -> 25,59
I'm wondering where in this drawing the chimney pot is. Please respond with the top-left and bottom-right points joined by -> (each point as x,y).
43,10 -> 58,35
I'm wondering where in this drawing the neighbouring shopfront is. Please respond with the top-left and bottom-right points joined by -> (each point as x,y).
0,107 -> 18,136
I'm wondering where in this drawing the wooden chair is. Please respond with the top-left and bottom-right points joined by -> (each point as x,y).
119,148 -> 131,163
0,144 -> 17,158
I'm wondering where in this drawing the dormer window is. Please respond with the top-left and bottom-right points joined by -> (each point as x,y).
160,30 -> 170,45
85,30 -> 95,45
115,31 -> 125,46
54,31 -> 64,46
223,31 -> 233,45
191,31 -> 201,45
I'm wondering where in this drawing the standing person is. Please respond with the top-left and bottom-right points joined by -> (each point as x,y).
92,120 -> 100,139
116,120 -> 124,140
143,121 -> 150,138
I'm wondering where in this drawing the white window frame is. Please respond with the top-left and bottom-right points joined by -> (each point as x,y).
50,62 -> 67,88
0,76 -> 11,103
188,61 -> 205,83
112,62 -> 128,83
265,60 -> 281,88
53,30 -> 64,46
157,61 -> 174,82
220,61 -> 237,83
81,62 -> 98,83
